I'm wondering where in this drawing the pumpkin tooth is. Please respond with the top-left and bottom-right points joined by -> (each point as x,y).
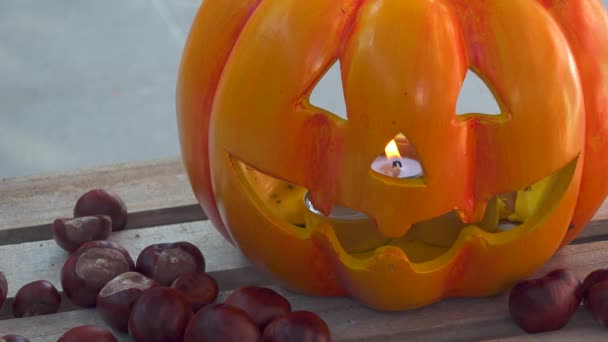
456,200 -> 488,224
306,190 -> 334,217
458,225 -> 489,245
374,216 -> 413,239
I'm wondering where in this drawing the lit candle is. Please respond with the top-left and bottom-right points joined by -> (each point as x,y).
371,140 -> 423,178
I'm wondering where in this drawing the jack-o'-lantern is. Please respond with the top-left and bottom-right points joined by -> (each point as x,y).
176,0 -> 608,310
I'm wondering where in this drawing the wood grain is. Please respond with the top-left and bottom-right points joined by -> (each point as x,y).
0,221 -> 271,308
250,240 -> 608,342
0,158 -> 205,245
2,158 -> 608,341
0,310 -> 130,342
2,235 -> 608,340
1,156 -> 608,245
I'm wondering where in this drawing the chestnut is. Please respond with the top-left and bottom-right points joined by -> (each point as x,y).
263,310 -> 331,342
508,269 -> 582,334
74,189 -> 127,231
225,286 -> 292,330
12,280 -> 61,318
183,303 -> 261,342
171,272 -> 218,312
585,280 -> 608,326
128,287 -> 193,342
136,242 -> 205,286
0,336 -> 30,342
582,269 -> 608,299
0,272 -> 7,309
52,216 -> 112,252
57,325 -> 117,342
61,240 -> 135,307
96,272 -> 159,332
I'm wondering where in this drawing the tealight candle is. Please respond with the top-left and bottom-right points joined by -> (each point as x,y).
371,155 -> 423,178
370,139 -> 423,178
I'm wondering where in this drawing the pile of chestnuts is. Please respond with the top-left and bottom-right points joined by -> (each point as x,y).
509,267 -> 608,334
0,189 -> 332,342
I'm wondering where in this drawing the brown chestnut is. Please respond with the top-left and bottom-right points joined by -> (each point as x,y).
136,242 -> 205,286
0,336 -> 30,342
509,269 -> 582,334
74,189 -> 127,231
0,272 -> 7,309
61,240 -> 135,307
585,280 -> 608,326
171,272 -> 218,312
225,286 -> 292,330
12,280 -> 61,318
57,325 -> 117,342
128,287 -> 193,342
52,216 -> 112,252
96,272 -> 159,332
263,310 -> 331,342
582,269 -> 608,299
183,303 -> 261,342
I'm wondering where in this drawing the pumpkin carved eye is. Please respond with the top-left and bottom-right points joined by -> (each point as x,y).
456,69 -> 501,117
309,61 -> 348,120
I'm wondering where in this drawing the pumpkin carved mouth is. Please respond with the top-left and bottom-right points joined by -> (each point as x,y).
233,156 -> 577,265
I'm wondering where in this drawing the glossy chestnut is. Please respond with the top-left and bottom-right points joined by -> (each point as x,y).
508,269 -> 582,333
183,303 -> 261,342
57,325 -> 117,342
0,272 -> 7,310
128,287 -> 193,342
136,242 -> 205,286
582,269 -> 608,299
586,280 -> 608,326
263,310 -> 331,342
96,272 -> 159,332
52,216 -> 112,252
171,272 -> 218,312
225,286 -> 292,330
61,240 -> 135,307
73,189 -> 127,231
12,280 -> 61,318
0,335 -> 30,342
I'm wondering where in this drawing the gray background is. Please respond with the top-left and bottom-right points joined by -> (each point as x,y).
0,0 -> 605,178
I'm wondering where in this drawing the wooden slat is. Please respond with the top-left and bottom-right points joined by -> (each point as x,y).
3,238 -> 608,341
485,316 -> 605,342
3,158 -> 608,244
0,221 -> 274,319
2,159 -> 608,340
249,240 -> 608,342
0,310 -> 130,342
0,158 -> 205,245
2,157 -> 608,245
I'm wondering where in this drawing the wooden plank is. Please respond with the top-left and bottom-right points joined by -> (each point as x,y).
0,158 -> 205,245
483,308 -> 607,342
4,240 -> 608,341
0,221 -> 274,319
247,240 -> 608,342
313,240 -> 608,342
0,310 -> 130,342
2,156 -> 608,245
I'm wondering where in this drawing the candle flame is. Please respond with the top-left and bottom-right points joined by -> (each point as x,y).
384,139 -> 402,159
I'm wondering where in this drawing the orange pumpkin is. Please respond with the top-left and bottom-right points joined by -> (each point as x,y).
176,0 -> 608,310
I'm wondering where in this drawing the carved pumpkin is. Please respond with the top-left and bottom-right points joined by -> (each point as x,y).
176,0 -> 608,310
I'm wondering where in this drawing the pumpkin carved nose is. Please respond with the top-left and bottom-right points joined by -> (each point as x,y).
370,133 -> 423,180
